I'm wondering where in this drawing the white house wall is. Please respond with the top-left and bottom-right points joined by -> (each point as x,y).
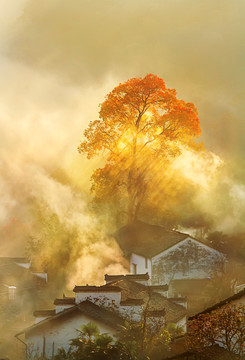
55,304 -> 74,313
26,313 -> 117,358
130,253 -> 151,278
75,292 -> 121,307
151,238 -> 225,285
176,316 -> 187,333
75,293 -> 142,322
117,305 -> 142,322
35,316 -> 49,324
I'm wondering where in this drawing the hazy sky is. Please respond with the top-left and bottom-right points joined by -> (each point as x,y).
3,0 -> 245,156
0,0 -> 245,257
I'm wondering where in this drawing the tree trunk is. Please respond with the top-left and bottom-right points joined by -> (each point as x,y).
127,130 -> 138,223
127,168 -> 138,223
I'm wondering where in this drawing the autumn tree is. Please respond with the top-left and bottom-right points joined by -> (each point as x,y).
187,304 -> 245,357
118,320 -> 171,360
78,74 -> 200,223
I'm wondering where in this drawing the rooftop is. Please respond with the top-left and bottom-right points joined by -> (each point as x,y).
54,298 -> 75,305
0,257 -> 30,264
0,257 -> 46,288
148,285 -> 169,291
73,285 -> 122,293
17,300 -> 125,336
166,344 -> 241,359
120,298 -> 144,306
33,310 -> 55,317
106,278 -> 186,323
189,288 -> 245,320
114,221 -> 190,258
105,273 -> 149,282
145,309 -> 166,317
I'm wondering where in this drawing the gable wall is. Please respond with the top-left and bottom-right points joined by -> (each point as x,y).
35,316 -> 49,324
118,305 -> 142,322
55,304 -> 74,313
75,292 -> 121,306
176,316 -> 187,332
151,238 -> 225,285
26,312 -> 117,358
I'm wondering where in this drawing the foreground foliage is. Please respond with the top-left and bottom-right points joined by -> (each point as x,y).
187,304 -> 245,357
53,322 -> 146,360
50,319 -> 179,360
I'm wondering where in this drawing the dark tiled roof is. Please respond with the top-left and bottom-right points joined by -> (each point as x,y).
77,301 -> 124,328
16,300 -> 125,336
145,309 -> 166,317
120,298 -> 144,306
0,257 -> 46,289
166,345 -> 241,359
30,267 -> 47,273
105,273 -> 149,282
148,285 -> 168,291
106,278 -> 148,301
114,221 -> 190,258
150,293 -> 186,324
0,257 -> 30,264
106,278 -> 186,324
189,288 -> 245,320
54,298 -> 75,305
169,297 -> 187,302
73,285 -> 121,293
33,310 -> 55,317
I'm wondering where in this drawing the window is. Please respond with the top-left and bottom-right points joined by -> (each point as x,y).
132,263 -> 137,274
145,257 -> 148,269
8,286 -> 16,300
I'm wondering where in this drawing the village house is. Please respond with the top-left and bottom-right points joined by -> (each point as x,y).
0,257 -> 48,359
16,300 -> 125,359
103,273 -> 187,327
115,221 -> 226,313
0,257 -> 47,303
16,273 -> 187,358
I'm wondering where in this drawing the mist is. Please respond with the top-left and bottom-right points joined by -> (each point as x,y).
0,0 -> 244,289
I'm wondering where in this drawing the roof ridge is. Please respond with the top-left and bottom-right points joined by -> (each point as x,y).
189,288 -> 245,319
73,285 -> 122,292
16,300 -> 125,337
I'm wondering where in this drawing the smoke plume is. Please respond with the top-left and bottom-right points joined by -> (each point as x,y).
0,0 -> 244,287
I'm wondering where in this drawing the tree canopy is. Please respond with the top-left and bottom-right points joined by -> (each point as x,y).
187,304 -> 245,357
78,74 -> 201,223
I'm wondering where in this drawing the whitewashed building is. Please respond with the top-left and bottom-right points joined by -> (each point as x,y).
16,274 -> 187,358
115,221 -> 226,285
16,300 -> 124,359
114,221 -> 227,315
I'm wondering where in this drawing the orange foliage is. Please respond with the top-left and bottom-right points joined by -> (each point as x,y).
78,74 -> 201,222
